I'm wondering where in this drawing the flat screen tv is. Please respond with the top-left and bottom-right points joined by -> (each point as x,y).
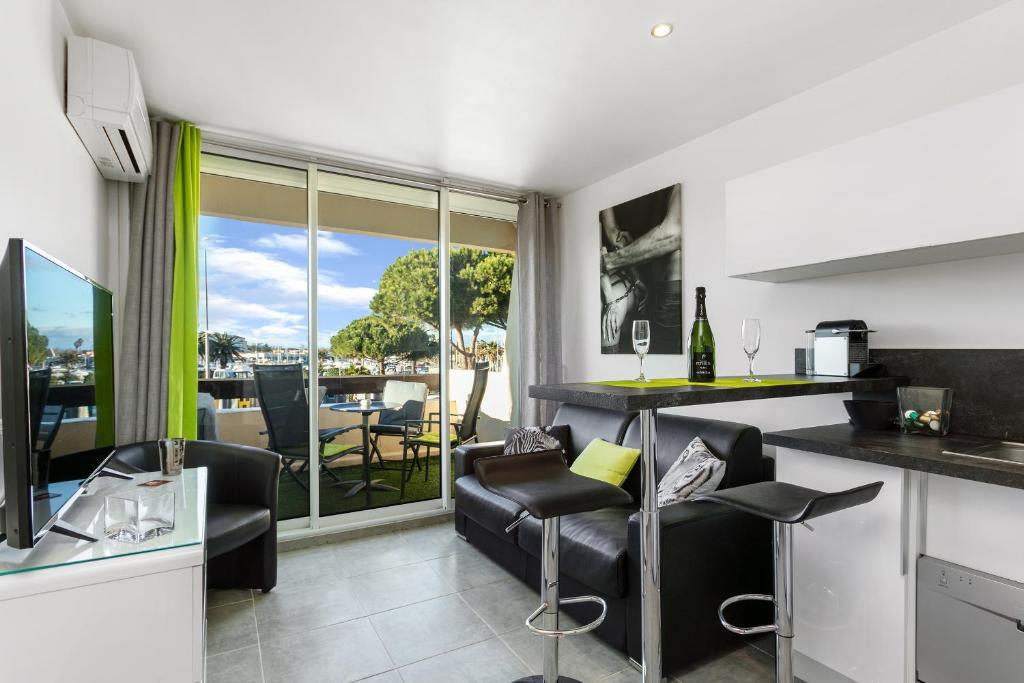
1,239 -> 117,548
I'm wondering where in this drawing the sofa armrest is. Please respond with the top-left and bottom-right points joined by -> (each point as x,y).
626,499 -> 773,669
454,441 -> 504,479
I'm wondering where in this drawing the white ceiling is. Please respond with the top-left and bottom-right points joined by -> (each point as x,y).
61,0 -> 1007,195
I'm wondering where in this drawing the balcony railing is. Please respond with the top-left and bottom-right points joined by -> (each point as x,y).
197,373 -> 441,401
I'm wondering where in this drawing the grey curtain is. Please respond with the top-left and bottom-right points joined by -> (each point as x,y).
116,121 -> 180,444
512,193 -> 561,426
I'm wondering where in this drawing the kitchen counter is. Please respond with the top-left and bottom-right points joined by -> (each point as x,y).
529,374 -> 908,411
764,423 -> 1024,490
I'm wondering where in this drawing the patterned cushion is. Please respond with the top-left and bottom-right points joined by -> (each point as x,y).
657,436 -> 726,507
503,425 -> 570,455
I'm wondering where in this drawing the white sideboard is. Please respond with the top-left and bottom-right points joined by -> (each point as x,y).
0,468 -> 207,683
725,82 -> 1024,282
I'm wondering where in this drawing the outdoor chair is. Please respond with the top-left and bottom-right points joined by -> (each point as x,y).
400,364 -> 488,497
369,379 -> 428,468
253,364 -> 362,491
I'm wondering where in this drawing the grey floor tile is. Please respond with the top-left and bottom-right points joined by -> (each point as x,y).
424,550 -> 511,591
501,621 -> 630,682
402,522 -> 474,561
672,644 -> 773,682
397,637 -> 530,683
370,594 -> 492,667
261,617 -> 394,683
207,601 -> 259,656
207,588 -> 253,608
255,577 -> 367,639
274,544 -> 346,593
354,672 -> 403,683
459,576 -> 540,634
599,668 -> 642,683
206,644 -> 263,683
351,561 -> 456,614
332,532 -> 425,578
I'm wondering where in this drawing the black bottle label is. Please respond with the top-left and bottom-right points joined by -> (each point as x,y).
690,352 -> 715,382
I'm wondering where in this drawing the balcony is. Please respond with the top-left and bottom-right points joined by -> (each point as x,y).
199,368 -> 511,520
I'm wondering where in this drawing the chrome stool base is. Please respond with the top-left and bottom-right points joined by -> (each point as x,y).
521,517 -> 607,683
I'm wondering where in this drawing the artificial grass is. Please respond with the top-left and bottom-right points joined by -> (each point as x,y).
277,454 -> 455,520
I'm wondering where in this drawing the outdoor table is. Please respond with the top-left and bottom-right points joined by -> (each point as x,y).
529,373 -> 908,682
329,401 -> 402,506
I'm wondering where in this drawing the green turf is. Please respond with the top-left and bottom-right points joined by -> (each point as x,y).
277,454 -> 455,520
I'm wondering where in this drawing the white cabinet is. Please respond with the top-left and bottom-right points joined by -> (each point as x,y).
776,448 -> 910,683
0,469 -> 207,682
725,83 -> 1024,282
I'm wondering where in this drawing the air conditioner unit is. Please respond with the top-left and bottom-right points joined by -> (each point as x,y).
66,36 -> 152,182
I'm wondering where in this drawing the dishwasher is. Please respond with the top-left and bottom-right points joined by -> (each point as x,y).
917,556 -> 1024,682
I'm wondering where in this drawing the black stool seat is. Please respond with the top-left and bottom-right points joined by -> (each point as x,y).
475,450 -> 633,520
695,480 -> 883,524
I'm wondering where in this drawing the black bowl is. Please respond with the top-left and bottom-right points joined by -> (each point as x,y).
843,400 -> 899,430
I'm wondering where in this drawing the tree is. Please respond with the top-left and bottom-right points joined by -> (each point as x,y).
371,247 -> 514,368
466,252 -> 514,330
26,324 -> 49,367
201,332 -> 247,369
330,316 -> 435,372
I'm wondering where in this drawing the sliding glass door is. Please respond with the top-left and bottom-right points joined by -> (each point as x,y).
198,155 -> 311,522
314,171 -> 442,518
197,150 -> 518,530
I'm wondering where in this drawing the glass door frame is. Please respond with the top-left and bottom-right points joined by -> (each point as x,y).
201,139 -> 509,535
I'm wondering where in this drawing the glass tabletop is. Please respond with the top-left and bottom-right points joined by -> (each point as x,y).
0,468 -> 206,577
328,401 -> 401,414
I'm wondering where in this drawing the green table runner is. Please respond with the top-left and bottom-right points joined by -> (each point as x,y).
589,377 -> 815,389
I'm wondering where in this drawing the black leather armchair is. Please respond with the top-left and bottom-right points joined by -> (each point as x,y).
111,440 -> 281,592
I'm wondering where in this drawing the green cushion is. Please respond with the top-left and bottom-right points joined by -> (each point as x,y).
408,432 -> 458,447
569,438 -> 641,487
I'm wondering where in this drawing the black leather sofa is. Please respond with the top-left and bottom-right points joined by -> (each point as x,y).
111,440 -> 281,592
454,403 -> 772,673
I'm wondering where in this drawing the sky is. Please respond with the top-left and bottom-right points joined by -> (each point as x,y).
200,215 -> 426,348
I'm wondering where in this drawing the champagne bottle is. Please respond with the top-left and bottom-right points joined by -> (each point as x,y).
688,286 -> 716,381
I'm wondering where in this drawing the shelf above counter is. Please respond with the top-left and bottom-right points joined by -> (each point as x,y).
529,374 -> 908,412
764,423 -> 1024,490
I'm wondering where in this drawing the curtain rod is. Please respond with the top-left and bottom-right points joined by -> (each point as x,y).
199,128 -> 531,204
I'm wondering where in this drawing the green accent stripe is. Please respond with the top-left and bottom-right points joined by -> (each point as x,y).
167,122 -> 201,439
588,377 -> 815,389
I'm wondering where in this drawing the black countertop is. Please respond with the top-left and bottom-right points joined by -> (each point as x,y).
764,423 -> 1024,490
529,374 -> 908,412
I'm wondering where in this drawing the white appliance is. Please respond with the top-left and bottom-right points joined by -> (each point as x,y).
66,36 -> 152,182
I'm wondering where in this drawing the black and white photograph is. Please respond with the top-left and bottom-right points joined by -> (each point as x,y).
599,183 -> 682,354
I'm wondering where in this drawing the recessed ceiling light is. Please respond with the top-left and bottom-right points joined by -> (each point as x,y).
651,23 -> 673,38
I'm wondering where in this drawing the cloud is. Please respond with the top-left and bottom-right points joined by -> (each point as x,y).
206,247 -> 375,307
205,295 -> 303,324
252,231 -> 359,256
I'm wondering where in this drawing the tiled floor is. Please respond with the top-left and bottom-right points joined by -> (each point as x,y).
206,520 -> 774,682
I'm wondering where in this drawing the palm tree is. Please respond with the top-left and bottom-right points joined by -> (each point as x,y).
201,332 -> 247,369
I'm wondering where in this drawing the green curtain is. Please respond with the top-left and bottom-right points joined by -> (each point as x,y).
167,121 -> 201,439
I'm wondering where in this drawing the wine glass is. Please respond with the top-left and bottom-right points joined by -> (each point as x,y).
741,318 -> 762,383
632,320 -> 651,382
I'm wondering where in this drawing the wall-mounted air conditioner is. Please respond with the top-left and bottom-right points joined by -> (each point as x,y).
66,36 -> 152,182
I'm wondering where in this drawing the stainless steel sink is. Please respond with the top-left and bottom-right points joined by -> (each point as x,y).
943,441 -> 1024,463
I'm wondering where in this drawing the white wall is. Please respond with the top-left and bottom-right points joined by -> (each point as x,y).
557,1 -> 1024,435
0,0 -> 110,502
0,0 -> 109,284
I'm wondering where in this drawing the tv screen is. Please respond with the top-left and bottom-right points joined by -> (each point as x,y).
1,239 -> 115,547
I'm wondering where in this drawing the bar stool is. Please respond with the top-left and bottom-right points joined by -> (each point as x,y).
694,480 -> 883,683
475,450 -> 634,683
